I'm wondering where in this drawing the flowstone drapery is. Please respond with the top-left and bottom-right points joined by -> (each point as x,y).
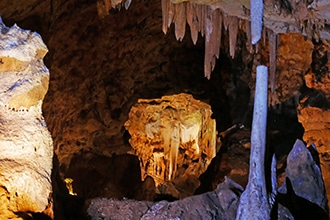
125,93 -> 216,198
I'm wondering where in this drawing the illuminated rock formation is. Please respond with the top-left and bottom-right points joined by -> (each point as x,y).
125,93 -> 216,198
0,18 -> 53,218
297,40 -> 330,206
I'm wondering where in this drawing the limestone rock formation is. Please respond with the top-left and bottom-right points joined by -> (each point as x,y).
0,18 -> 53,218
98,0 -> 330,79
87,177 -> 243,220
125,93 -> 216,198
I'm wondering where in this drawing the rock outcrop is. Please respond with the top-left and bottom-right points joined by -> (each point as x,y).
278,139 -> 328,219
0,18 -> 53,218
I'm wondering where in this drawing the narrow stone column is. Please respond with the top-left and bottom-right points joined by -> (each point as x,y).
236,65 -> 270,220
0,18 -> 53,218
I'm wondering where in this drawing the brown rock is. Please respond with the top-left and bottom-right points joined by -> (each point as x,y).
125,93 -> 217,198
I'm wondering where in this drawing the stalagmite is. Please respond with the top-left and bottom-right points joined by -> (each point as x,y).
0,19 -> 53,218
250,0 -> 264,44
236,66 -> 270,220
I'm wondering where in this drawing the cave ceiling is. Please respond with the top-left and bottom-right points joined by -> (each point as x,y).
1,0 -> 330,79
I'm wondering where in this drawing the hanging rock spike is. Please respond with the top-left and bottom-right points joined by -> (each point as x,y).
186,3 -> 199,44
229,16 -> 238,59
267,28 -> 278,93
161,0 -> 169,34
174,2 -> 187,41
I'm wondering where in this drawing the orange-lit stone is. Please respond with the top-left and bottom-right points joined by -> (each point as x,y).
125,93 -> 217,198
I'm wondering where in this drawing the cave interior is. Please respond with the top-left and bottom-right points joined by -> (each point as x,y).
0,0 -> 330,219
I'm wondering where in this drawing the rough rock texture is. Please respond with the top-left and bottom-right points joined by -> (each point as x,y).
125,93 -> 216,198
267,33 -> 313,105
87,177 -> 243,220
98,0 -> 330,78
87,140 -> 328,220
297,39 -> 330,205
0,19 -> 53,218
0,0 -> 329,218
278,139 -> 328,219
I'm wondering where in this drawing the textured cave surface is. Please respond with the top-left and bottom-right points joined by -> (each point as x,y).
0,0 -> 329,219
125,93 -> 217,199
0,19 -> 53,219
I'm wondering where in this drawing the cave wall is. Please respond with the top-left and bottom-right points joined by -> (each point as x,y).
0,0 -> 330,218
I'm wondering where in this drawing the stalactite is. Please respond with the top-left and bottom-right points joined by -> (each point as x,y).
168,0 -> 175,31
228,16 -> 238,58
204,7 -> 222,79
262,27 -> 267,46
250,0 -> 264,44
174,2 -> 187,41
186,3 -> 199,45
214,10 -> 222,60
199,5 -> 206,37
223,13 -> 230,31
267,28 -> 278,93
124,0 -> 131,9
161,0 -> 169,34
245,20 -> 254,53
97,0 -> 131,18
196,4 -> 204,36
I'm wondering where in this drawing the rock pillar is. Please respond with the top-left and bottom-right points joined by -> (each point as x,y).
0,18 -> 53,218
